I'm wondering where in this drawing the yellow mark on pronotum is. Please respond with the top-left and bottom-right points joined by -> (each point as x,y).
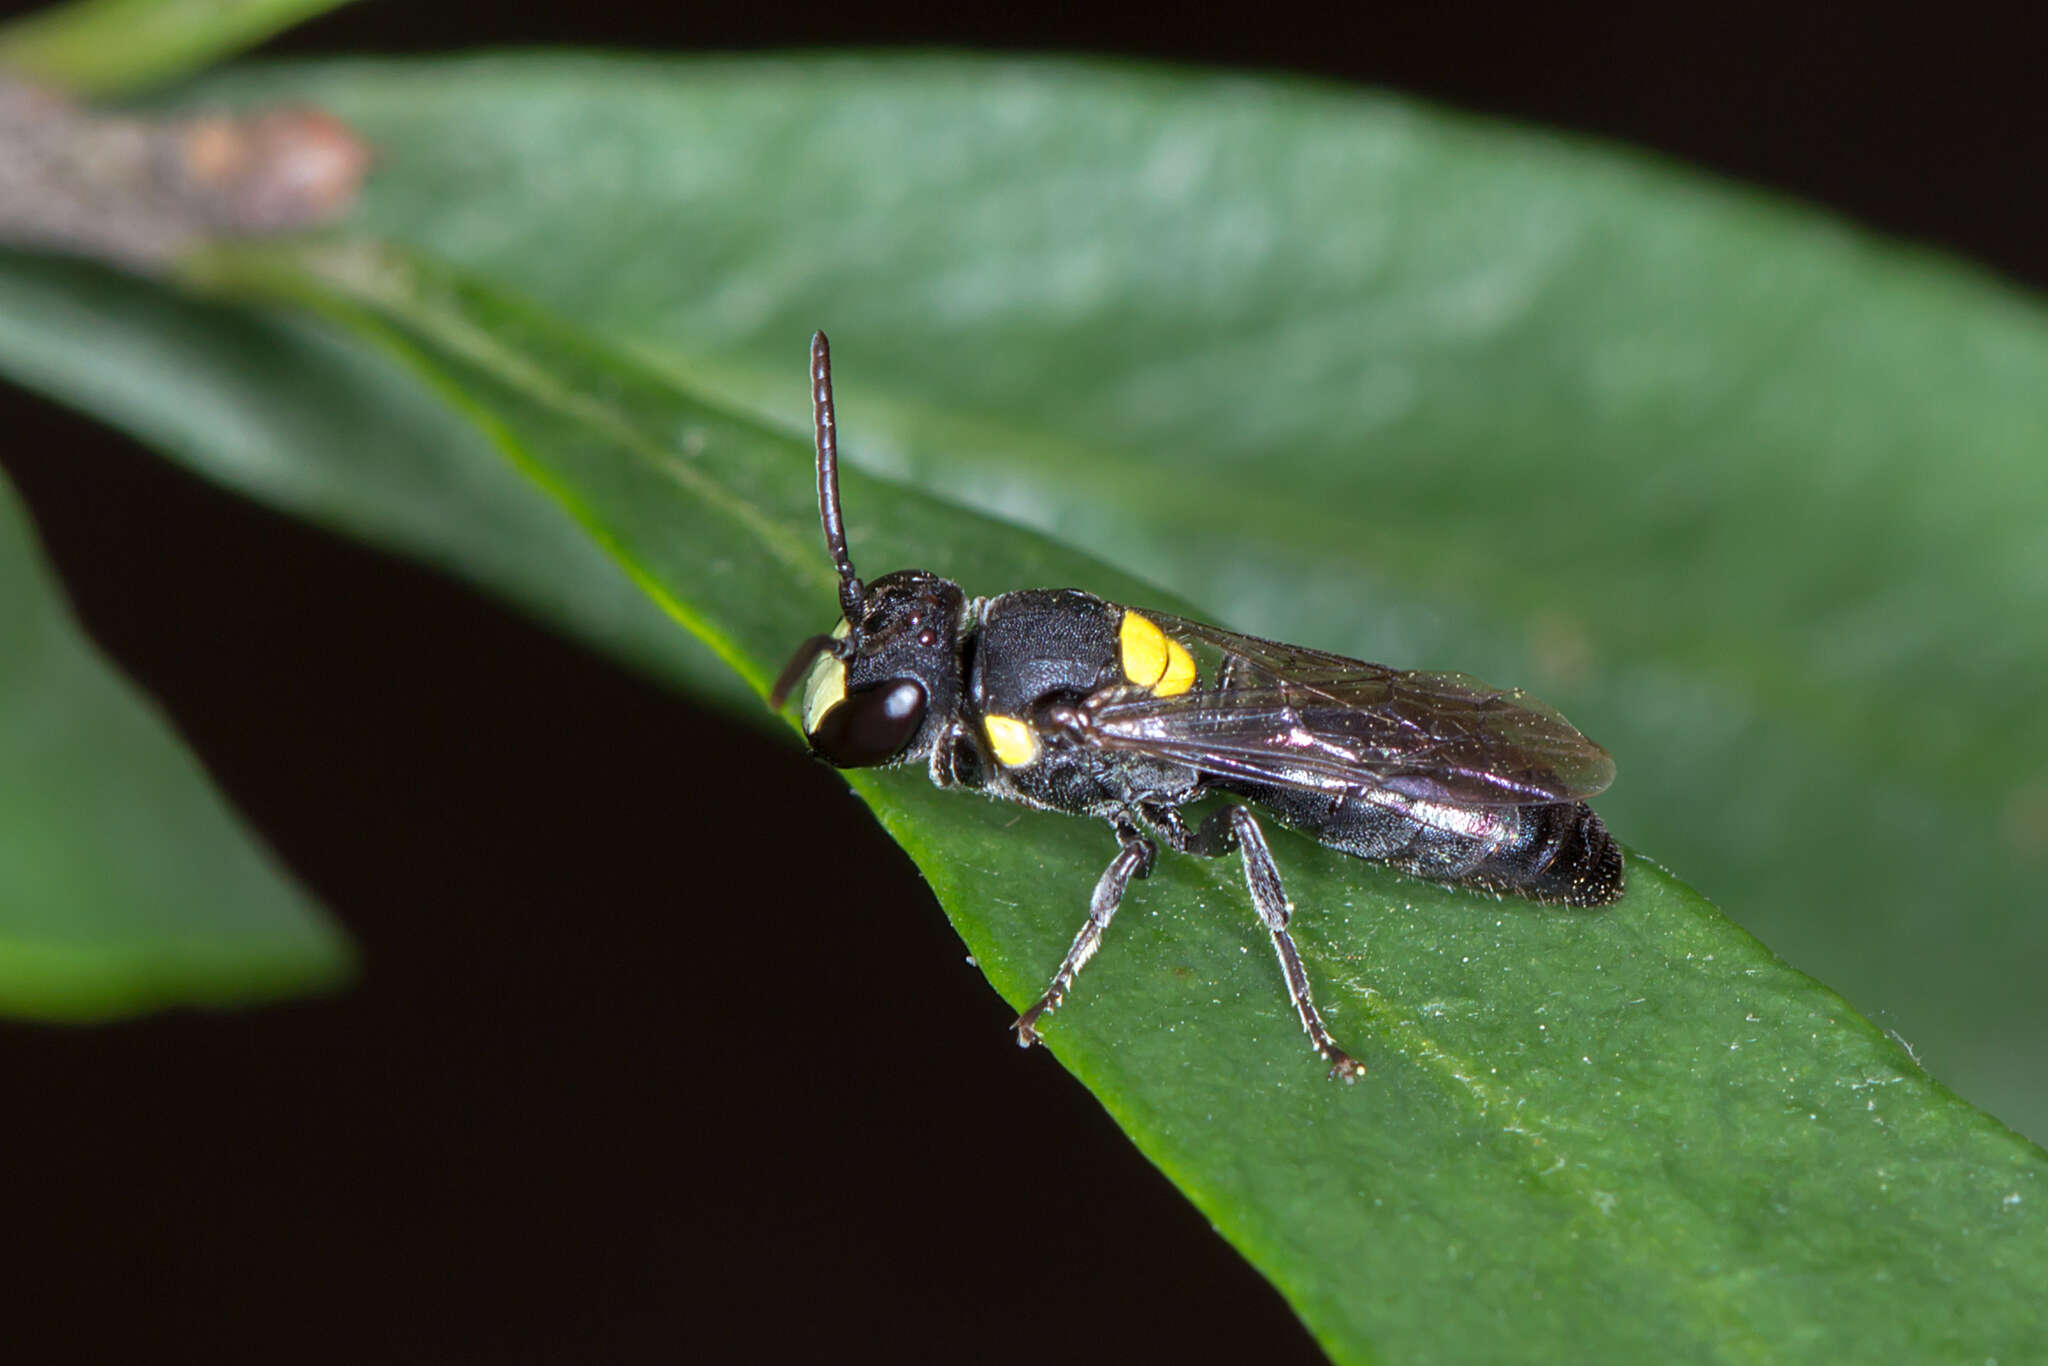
984,714 -> 1040,768
1120,610 -> 1196,697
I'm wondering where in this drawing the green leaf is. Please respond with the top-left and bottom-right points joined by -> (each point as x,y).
175,234 -> 2046,1366
136,53 -> 2048,1149
2,53 -> 2046,1360
0,0 -> 356,95
0,465 -> 349,1017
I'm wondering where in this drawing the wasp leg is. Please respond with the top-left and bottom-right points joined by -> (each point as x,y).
927,718 -> 967,789
1012,828 -> 1156,1050
1148,802 -> 1234,857
1225,807 -> 1365,1083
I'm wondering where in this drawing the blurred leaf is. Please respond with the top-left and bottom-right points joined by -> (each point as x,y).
0,467 -> 348,1017
175,234 -> 2044,1366
0,252 -> 737,708
0,0 -> 354,94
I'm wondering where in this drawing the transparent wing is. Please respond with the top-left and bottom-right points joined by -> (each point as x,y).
1088,613 -> 1615,807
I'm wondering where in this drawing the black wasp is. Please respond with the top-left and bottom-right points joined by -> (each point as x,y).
772,334 -> 1623,1081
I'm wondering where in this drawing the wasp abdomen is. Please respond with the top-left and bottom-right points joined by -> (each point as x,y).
1227,783 -> 1624,908
1460,800 -> 1624,908
1499,802 -> 1622,909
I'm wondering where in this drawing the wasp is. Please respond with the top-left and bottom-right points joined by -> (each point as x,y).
772,334 -> 1623,1080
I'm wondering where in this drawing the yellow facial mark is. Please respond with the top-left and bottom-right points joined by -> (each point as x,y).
797,617 -> 857,735
1120,610 -> 1196,698
983,714 -> 1040,768
801,651 -> 847,736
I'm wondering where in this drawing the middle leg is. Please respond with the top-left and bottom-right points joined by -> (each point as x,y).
1223,806 -> 1366,1082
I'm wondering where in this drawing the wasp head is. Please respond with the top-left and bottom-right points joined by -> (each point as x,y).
779,569 -> 966,769
769,334 -> 967,768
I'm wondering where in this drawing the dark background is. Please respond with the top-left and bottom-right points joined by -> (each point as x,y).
2,4 -> 2042,1361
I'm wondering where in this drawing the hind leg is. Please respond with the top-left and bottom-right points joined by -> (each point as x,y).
1158,804 -> 1364,1082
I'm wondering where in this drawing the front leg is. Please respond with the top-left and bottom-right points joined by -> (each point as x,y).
927,718 -> 976,790
1012,824 -> 1156,1049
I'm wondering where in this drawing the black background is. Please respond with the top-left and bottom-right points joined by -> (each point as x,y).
2,5 -> 2042,1361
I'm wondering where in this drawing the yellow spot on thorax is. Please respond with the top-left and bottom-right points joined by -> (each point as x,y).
984,714 -> 1040,767
1119,610 -> 1196,697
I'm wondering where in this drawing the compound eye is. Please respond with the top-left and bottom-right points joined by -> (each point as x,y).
808,678 -> 928,768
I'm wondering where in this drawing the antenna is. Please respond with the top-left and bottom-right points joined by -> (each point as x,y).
812,331 -> 865,625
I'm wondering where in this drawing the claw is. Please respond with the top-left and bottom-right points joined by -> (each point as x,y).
1012,1006 -> 1051,1050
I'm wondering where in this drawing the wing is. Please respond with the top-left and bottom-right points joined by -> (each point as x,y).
1088,613 -> 1615,807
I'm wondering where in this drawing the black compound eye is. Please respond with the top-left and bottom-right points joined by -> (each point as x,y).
809,678 -> 928,767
